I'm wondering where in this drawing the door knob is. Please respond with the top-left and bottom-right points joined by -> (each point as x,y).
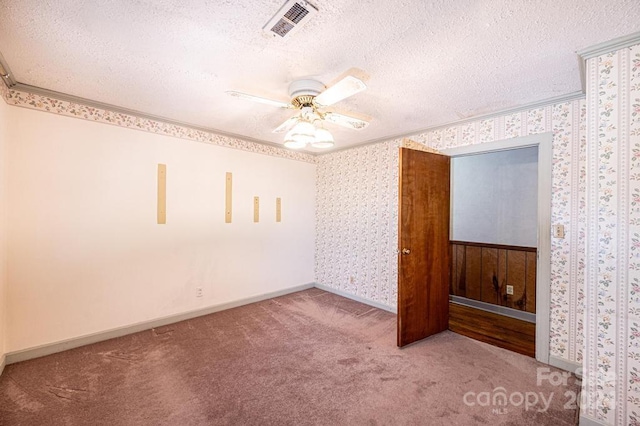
402,248 -> 411,255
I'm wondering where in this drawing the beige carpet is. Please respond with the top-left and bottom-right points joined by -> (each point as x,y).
0,288 -> 579,425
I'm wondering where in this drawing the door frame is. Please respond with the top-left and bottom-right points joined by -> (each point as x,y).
440,132 -> 552,364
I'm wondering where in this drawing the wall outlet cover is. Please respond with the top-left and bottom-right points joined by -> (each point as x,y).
506,285 -> 514,295
552,224 -> 565,239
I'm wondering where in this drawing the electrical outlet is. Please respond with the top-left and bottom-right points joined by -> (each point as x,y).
195,287 -> 203,298
506,285 -> 514,295
349,276 -> 355,284
553,224 -> 565,239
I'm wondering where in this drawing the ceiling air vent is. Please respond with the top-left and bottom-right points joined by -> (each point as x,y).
263,0 -> 318,38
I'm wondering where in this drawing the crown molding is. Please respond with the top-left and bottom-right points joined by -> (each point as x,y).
578,53 -> 587,93
8,83 -> 585,160
320,90 -> 585,155
406,91 -> 585,134
575,31 -> 640,95
11,82 -> 292,152
3,33 -> 639,158
577,31 -> 640,60
327,32 -> 640,156
0,48 -> 302,155
0,51 -> 17,88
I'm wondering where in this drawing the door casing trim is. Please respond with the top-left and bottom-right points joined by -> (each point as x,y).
440,132 -> 553,364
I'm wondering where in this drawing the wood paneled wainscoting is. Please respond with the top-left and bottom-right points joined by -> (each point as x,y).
449,241 -> 537,357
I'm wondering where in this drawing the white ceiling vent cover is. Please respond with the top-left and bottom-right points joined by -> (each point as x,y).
263,0 -> 318,38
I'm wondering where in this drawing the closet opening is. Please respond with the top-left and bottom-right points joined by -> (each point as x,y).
442,133 -> 552,363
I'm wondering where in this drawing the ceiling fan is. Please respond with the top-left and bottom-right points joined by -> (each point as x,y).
226,72 -> 370,149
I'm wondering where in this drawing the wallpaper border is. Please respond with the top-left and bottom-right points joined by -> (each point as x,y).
2,80 -> 588,169
318,91 -> 585,155
0,83 -> 316,164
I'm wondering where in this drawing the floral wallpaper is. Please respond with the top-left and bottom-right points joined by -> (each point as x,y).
400,138 -> 441,154
315,140 -> 401,307
0,87 -> 316,164
415,100 -> 587,367
315,138 -> 441,308
0,80 -> 8,100
582,43 -> 640,426
315,99 -> 587,370
8,59 -> 628,422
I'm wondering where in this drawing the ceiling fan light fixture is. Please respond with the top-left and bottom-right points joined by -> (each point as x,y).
311,140 -> 335,149
289,120 -> 316,144
311,127 -> 335,149
284,135 -> 307,149
284,130 -> 307,149
284,140 -> 307,149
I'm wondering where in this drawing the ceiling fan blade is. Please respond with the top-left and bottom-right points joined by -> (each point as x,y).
273,115 -> 299,133
323,112 -> 370,130
226,91 -> 293,109
314,75 -> 367,107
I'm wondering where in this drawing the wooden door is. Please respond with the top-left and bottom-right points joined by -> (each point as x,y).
398,148 -> 451,347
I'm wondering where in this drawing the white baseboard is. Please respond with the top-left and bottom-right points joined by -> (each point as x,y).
549,355 -> 582,377
0,353 -> 5,376
314,283 -> 397,314
5,283 -> 315,366
579,414 -> 610,426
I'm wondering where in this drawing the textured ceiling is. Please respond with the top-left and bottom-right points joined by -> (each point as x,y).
0,0 -> 639,151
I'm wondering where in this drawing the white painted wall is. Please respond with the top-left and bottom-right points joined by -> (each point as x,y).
0,97 -> 7,363
5,106 -> 316,352
451,147 -> 538,247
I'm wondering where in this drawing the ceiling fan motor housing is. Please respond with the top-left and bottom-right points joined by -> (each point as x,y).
288,79 -> 325,108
